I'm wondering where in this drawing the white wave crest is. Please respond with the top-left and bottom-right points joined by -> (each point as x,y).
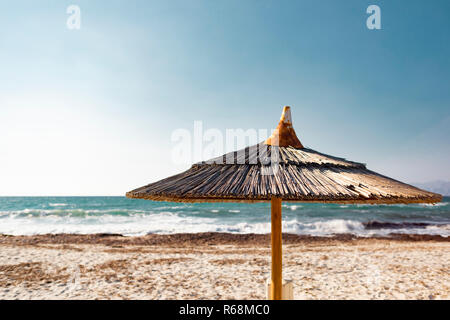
49,203 -> 68,207
0,212 -> 448,237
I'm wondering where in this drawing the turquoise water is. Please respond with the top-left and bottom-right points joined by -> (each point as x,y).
0,197 -> 449,236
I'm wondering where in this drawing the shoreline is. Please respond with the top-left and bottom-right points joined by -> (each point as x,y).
0,232 -> 448,247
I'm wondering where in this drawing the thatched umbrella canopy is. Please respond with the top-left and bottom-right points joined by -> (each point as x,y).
126,106 -> 441,299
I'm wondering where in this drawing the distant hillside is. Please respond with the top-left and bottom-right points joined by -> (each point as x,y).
411,180 -> 450,196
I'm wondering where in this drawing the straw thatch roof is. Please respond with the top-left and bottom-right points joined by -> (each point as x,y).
126,107 -> 441,204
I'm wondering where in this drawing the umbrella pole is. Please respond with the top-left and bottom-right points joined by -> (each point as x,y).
271,197 -> 283,300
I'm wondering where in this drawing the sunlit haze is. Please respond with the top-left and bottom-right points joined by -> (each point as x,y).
1,0 -> 449,195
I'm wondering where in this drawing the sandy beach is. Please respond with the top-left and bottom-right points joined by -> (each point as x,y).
0,233 -> 448,300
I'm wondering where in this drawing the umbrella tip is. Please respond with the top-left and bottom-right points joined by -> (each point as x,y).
265,106 -> 304,148
281,106 -> 292,125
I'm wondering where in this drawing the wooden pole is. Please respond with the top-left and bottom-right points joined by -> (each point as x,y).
271,196 -> 282,300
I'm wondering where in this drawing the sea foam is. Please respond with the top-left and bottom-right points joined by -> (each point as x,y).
0,196 -> 448,237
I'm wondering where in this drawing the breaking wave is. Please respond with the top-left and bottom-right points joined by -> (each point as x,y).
0,197 -> 448,237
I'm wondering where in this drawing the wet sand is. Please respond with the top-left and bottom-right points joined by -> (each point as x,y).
0,233 -> 448,300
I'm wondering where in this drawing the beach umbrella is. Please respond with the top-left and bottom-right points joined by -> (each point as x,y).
126,106 -> 441,300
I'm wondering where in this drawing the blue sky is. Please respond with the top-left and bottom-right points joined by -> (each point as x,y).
0,0 -> 449,195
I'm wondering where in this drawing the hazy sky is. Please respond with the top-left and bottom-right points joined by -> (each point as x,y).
0,0 -> 449,196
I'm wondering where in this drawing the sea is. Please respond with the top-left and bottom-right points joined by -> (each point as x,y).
0,196 -> 449,237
